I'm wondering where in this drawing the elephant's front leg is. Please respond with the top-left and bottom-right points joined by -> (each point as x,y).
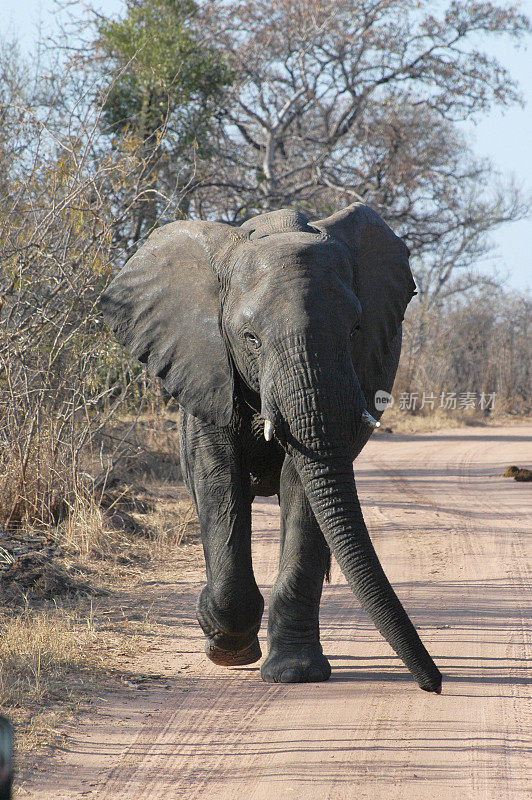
261,456 -> 332,683
180,412 -> 264,666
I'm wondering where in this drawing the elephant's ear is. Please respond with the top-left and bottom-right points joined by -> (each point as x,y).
100,221 -> 235,426
310,203 -> 416,390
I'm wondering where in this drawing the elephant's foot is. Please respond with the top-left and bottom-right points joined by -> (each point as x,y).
261,645 -> 331,683
205,635 -> 261,667
197,584 -> 264,668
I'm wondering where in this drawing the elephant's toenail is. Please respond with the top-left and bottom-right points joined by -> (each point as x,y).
280,668 -> 299,682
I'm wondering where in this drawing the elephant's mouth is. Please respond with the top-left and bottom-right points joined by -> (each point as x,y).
261,407 -> 380,442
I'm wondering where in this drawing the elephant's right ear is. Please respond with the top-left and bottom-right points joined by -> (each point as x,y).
100,221 -> 235,426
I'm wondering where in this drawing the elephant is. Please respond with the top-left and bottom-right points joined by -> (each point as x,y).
0,715 -> 13,800
100,203 -> 442,693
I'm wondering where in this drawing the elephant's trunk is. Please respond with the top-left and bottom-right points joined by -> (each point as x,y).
292,450 -> 442,692
264,334 -> 442,692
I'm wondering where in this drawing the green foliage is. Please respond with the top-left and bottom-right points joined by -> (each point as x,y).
98,0 -> 231,150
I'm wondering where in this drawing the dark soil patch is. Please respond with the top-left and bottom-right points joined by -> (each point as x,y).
0,553 -> 94,606
503,465 -> 532,482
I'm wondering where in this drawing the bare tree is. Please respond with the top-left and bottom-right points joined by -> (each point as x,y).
195,0 -> 529,301
0,40 -> 188,525
397,288 -> 531,412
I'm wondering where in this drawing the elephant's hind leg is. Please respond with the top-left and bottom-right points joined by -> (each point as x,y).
261,456 -> 331,683
180,412 -> 264,666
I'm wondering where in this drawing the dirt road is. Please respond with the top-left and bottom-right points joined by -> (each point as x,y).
23,426 -> 530,799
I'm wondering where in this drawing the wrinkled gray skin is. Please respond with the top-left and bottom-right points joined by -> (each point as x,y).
101,204 -> 442,693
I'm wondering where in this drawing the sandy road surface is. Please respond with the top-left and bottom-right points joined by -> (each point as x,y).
23,426 -> 530,799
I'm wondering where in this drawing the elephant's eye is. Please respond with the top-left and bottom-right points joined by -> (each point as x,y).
244,331 -> 262,349
350,324 -> 361,337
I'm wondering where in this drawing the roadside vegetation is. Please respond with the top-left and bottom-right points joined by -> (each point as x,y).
0,0 -> 530,756
0,410 -> 199,755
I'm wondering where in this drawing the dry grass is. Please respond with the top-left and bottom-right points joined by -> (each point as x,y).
60,497 -> 114,559
0,594 -> 167,756
0,604 -> 105,756
0,607 -> 97,710
0,495 -> 199,755
0,411 -> 200,759
58,483 -> 197,566
376,406 -> 531,434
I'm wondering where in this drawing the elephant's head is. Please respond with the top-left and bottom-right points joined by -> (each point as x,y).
100,203 -> 441,693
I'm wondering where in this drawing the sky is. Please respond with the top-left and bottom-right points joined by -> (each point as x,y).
2,0 -> 531,292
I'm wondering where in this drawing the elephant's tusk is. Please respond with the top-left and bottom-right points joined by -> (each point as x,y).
264,420 -> 274,441
362,410 -> 381,429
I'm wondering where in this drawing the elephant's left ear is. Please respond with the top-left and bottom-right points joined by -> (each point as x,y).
310,203 -> 416,387
99,221 -> 235,426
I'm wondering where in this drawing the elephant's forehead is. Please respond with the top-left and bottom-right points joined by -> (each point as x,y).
230,238 -> 359,332
237,233 -> 351,280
